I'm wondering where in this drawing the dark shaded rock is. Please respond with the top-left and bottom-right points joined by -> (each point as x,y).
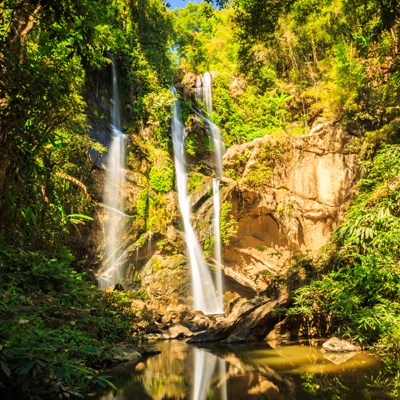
222,300 -> 283,343
322,337 -> 360,353
188,298 -> 262,343
110,343 -> 142,365
188,294 -> 288,344
265,315 -> 303,342
136,348 -> 161,357
113,283 -> 124,291
181,314 -> 210,332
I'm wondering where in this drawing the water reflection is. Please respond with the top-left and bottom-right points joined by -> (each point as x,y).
193,348 -> 216,400
103,340 -> 389,400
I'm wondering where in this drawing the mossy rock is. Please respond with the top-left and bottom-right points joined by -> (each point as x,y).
141,254 -> 190,310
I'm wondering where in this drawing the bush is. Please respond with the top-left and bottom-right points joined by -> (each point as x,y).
0,245 -> 137,399
149,164 -> 175,193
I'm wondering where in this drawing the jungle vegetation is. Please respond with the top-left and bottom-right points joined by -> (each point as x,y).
0,0 -> 399,397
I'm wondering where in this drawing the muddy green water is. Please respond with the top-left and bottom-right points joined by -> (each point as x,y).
102,340 -> 390,400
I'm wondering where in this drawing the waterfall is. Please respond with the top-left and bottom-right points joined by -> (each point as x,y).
201,72 -> 225,307
98,57 -> 127,289
195,75 -> 202,101
171,87 -> 223,314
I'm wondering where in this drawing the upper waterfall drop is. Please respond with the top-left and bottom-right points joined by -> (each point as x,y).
171,87 -> 223,315
98,57 -> 127,289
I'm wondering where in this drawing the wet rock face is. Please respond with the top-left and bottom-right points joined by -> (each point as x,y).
212,123 -> 359,293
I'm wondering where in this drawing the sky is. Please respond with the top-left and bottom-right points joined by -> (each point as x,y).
167,0 -> 203,9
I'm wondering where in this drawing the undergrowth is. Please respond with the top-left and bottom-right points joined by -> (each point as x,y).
0,244 -> 139,399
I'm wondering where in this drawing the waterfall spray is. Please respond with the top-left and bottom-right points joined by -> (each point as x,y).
171,87 -> 223,314
98,57 -> 127,289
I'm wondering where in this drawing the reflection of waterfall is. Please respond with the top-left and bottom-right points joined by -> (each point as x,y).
197,72 -> 225,310
193,349 -> 217,400
192,348 -> 228,400
171,88 -> 223,314
98,57 -> 127,289
219,358 -> 228,400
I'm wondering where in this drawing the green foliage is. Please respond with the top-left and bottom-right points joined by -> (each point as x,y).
220,201 -> 238,244
185,132 -> 200,157
187,171 -> 207,193
210,75 -> 292,144
291,145 -> 400,392
148,192 -> 176,233
0,0 -> 176,398
173,2 -> 217,73
149,163 -> 174,193
244,136 -> 291,187
147,146 -> 175,195
173,0 -> 400,145
136,189 -> 149,220
245,165 -> 273,188
0,244 -> 137,399
335,145 -> 400,253
201,0 -> 400,139
233,0 -> 295,45
143,88 -> 174,146
343,0 -> 400,42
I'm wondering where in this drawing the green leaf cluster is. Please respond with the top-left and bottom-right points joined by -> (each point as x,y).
0,244 -> 138,399
220,201 -> 238,245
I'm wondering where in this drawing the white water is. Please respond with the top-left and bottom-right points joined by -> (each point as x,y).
201,72 -> 225,306
195,75 -> 202,101
98,58 -> 127,289
218,358 -> 228,400
192,349 -> 227,400
171,88 -> 223,314
193,349 -> 217,400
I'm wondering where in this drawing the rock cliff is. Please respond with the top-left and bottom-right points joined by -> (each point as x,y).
194,122 -> 358,295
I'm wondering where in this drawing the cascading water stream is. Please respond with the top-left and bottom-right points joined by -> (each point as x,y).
98,57 -> 127,289
200,72 -> 225,307
171,87 -> 223,314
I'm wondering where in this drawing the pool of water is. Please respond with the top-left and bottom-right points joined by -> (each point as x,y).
102,340 -> 390,400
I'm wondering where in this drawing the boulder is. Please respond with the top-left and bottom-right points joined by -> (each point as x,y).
181,314 -> 211,332
265,315 -> 303,342
321,337 -> 360,353
161,324 -> 194,340
140,254 -> 190,310
111,343 -> 142,365
161,304 -> 194,325
188,295 -> 288,344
